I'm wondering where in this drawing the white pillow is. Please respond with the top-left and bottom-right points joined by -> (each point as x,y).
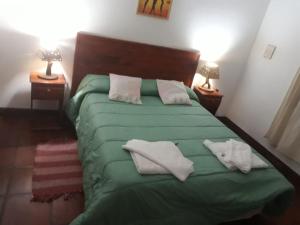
157,79 -> 192,105
109,74 -> 142,104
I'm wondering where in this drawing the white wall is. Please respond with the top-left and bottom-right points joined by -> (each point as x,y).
227,0 -> 300,163
0,0 -> 270,112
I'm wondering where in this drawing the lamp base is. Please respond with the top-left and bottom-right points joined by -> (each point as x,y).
38,74 -> 59,80
198,86 -> 215,92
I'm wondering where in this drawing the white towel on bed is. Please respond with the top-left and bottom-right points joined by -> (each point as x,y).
203,139 -> 268,173
122,139 -> 194,181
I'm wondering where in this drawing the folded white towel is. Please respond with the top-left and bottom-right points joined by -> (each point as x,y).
203,139 -> 268,173
122,139 -> 194,181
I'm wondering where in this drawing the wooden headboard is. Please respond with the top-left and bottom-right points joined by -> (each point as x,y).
70,32 -> 200,96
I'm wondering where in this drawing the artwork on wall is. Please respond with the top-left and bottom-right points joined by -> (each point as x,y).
137,0 -> 173,19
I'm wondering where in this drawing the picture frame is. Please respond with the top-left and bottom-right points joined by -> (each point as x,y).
137,0 -> 173,20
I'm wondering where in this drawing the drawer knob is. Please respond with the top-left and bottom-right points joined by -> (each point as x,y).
47,88 -> 51,92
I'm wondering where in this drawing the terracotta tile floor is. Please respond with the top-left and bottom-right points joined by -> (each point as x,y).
2,194 -> 51,225
0,112 -> 82,225
0,112 -> 299,225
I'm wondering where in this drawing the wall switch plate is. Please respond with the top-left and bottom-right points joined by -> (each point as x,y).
264,44 -> 276,59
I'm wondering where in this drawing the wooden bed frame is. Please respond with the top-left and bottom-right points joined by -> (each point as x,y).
70,32 -> 200,96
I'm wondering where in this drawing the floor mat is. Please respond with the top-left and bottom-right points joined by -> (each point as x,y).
32,140 -> 83,202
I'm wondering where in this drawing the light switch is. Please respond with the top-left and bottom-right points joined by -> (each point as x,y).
264,44 -> 276,59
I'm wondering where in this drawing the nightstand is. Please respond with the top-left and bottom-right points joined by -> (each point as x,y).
193,86 -> 223,115
30,72 -> 66,116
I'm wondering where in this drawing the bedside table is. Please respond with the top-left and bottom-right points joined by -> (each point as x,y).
30,72 -> 66,116
193,87 -> 223,115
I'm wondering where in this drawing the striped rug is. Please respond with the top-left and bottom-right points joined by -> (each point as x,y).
32,141 -> 83,202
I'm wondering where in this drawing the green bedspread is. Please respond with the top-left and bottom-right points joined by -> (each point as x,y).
67,75 -> 294,225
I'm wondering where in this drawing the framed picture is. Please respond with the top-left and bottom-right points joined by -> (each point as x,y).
137,0 -> 173,20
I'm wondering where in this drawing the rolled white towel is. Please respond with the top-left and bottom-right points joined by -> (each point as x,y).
122,139 -> 194,182
227,139 -> 252,173
203,140 -> 235,170
203,139 -> 268,173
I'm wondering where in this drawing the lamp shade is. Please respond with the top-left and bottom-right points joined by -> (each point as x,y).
197,62 -> 220,80
39,48 -> 62,62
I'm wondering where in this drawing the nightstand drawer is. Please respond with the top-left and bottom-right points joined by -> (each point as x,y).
31,85 -> 64,100
199,96 -> 222,105
199,98 -> 222,114
30,72 -> 66,116
193,87 -> 223,115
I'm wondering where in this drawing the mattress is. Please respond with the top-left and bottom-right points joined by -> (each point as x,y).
66,75 -> 294,225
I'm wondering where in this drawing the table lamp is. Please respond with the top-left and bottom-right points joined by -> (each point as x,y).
197,62 -> 220,92
38,48 -> 62,80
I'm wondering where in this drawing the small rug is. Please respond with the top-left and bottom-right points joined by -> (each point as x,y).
32,140 -> 83,202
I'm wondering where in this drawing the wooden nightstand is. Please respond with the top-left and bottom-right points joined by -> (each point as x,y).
30,72 -> 66,115
193,86 -> 223,115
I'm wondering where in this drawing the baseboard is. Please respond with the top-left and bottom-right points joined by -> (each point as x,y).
0,107 -> 59,116
257,139 -> 300,176
218,117 -> 299,179
0,107 -> 75,132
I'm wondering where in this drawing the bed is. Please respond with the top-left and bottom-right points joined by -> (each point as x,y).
66,32 -> 294,225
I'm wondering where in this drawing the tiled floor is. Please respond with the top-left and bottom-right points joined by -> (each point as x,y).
0,112 -> 83,225
0,112 -> 299,225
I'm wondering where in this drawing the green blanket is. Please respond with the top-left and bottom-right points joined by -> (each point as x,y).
67,75 -> 294,225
